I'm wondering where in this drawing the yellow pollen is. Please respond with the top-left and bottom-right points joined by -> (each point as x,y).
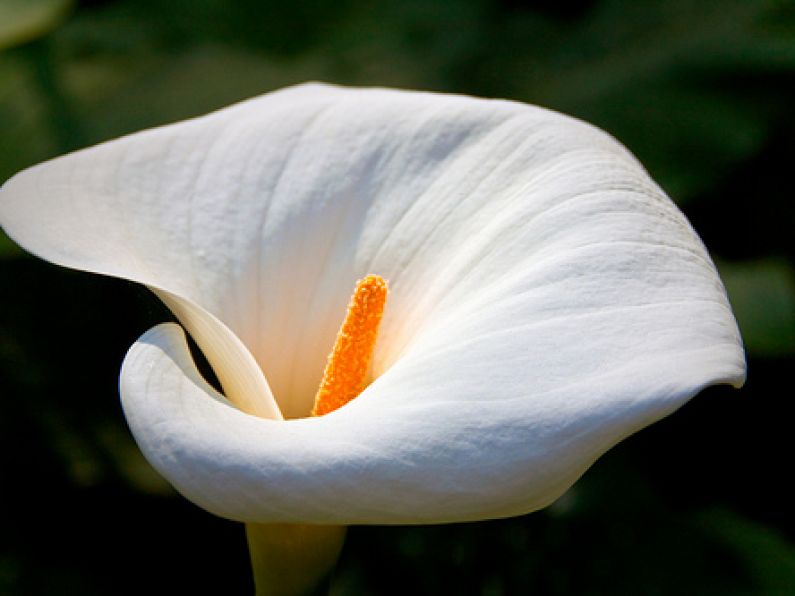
311,274 -> 388,417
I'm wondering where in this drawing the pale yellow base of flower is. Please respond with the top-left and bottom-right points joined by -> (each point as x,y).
246,523 -> 346,596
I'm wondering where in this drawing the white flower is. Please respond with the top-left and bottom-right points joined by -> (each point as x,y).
0,83 -> 745,526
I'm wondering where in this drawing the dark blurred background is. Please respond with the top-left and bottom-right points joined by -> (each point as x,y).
1,0 -> 794,594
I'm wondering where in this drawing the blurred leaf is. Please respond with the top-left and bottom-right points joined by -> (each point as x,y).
63,43 -> 331,141
0,56 -> 57,182
0,229 -> 24,259
718,259 -> 795,357
318,0 -> 486,89
574,84 -> 769,201
534,0 -> 795,103
467,0 -> 795,203
95,423 -> 173,496
699,508 -> 795,596
165,0 -> 355,56
0,0 -> 73,51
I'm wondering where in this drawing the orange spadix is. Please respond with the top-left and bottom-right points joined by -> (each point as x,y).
311,275 -> 388,416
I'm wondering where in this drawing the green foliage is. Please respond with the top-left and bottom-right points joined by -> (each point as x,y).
0,0 -> 73,51
0,229 -> 23,258
719,259 -> 795,357
0,56 -> 58,183
0,0 -> 792,594
464,0 -> 795,202
699,508 -> 795,596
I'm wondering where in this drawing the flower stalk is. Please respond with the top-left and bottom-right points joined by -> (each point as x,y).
246,523 -> 346,596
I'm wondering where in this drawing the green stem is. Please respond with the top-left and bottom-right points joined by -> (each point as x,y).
245,523 -> 346,596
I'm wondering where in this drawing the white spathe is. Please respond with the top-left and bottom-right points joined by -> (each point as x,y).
0,83 -> 745,525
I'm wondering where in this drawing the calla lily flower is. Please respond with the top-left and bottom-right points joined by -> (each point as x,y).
1,83 -> 744,587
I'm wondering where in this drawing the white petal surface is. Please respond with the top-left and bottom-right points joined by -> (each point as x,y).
2,84 -> 745,523
153,288 -> 281,420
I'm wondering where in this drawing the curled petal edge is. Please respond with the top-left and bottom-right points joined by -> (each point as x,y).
121,322 -> 745,525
